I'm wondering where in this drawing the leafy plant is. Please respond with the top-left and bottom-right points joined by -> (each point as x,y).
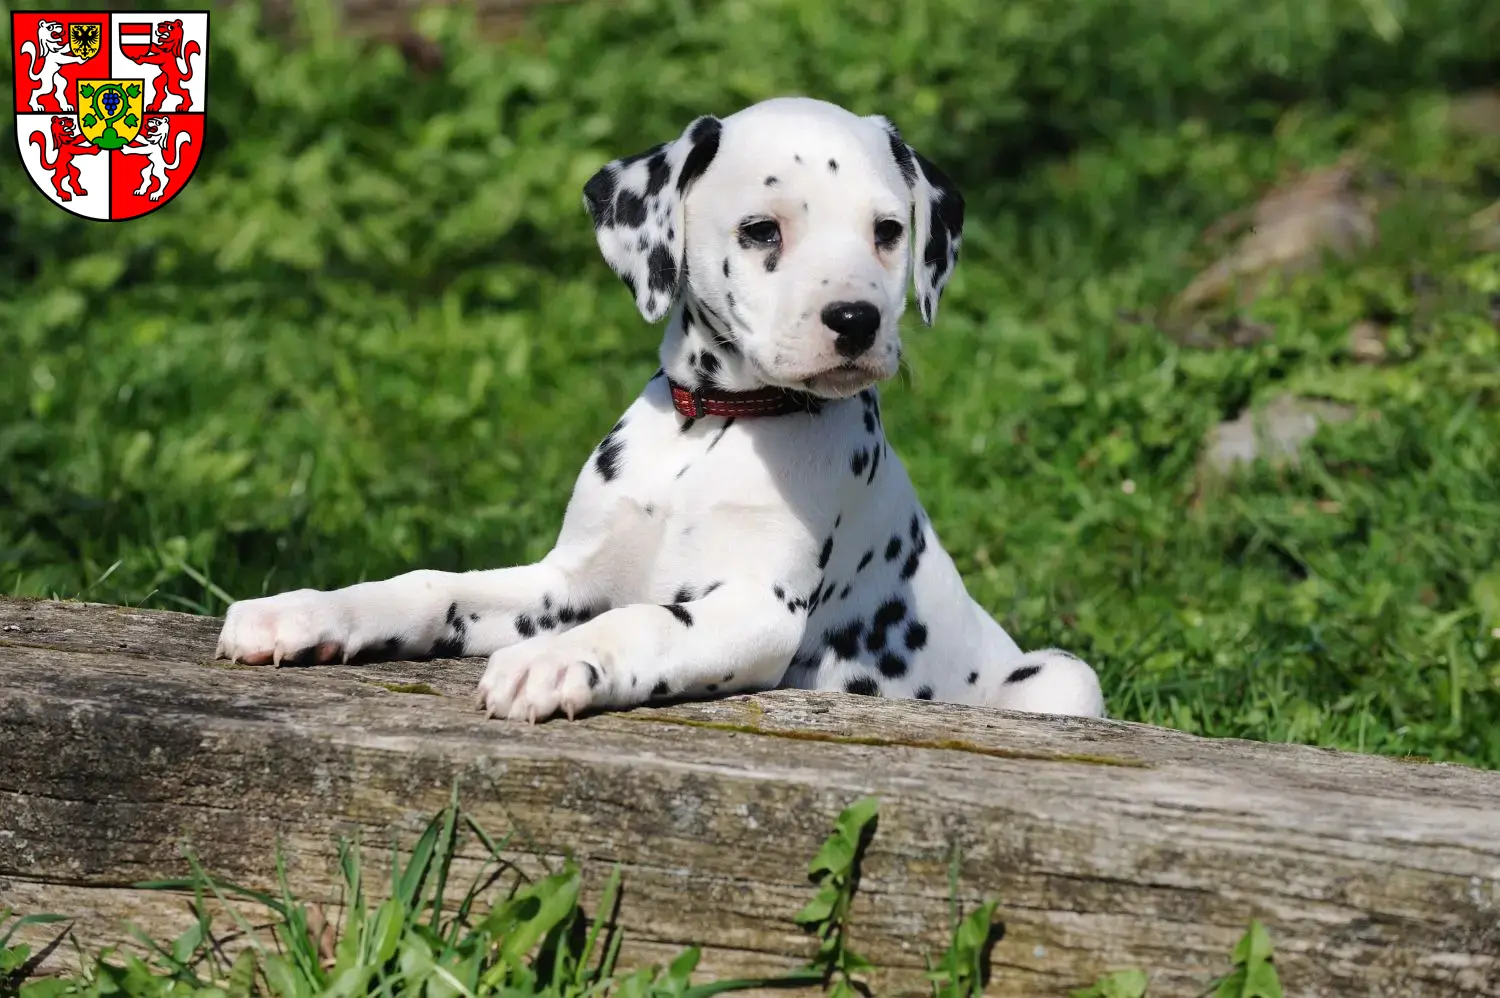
1070,968 -> 1149,998
1211,921 -> 1284,998
923,846 -> 1003,998
1068,921 -> 1285,998
793,796 -> 880,996
1,909 -> 68,998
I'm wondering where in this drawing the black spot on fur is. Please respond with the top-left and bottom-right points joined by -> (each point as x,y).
765,247 -> 781,273
900,551 -> 921,580
469,612 -> 480,623
706,683 -> 719,692
915,685 -> 933,700
702,581 -> 723,597
909,512 -> 922,542
885,536 -> 902,561
839,585 -> 851,600
826,620 -> 864,659
515,614 -> 535,638
886,130 -> 917,187
699,351 -> 720,376
864,411 -> 876,433
967,670 -> 979,685
651,679 -> 671,698
594,419 -> 627,482
818,537 -> 833,570
615,188 -> 647,228
586,663 -> 602,688
430,635 -> 465,659
558,606 -> 577,625
866,446 -> 881,484
857,549 -> 874,572
914,149 -> 965,284
774,584 -> 786,600
846,676 -> 879,696
764,176 -> 778,187
722,257 -> 730,276
583,167 -> 620,226
827,158 -> 838,172
1006,664 -> 1042,684
680,417 -> 696,433
538,615 -> 555,630
905,621 -> 928,651
646,243 -> 677,294
707,418 -> 735,452
877,654 -> 907,678
679,116 -> 722,193
794,153 -> 803,164
850,449 -> 869,476
873,598 -> 907,631
645,150 -> 670,195
662,604 -> 694,626
674,585 -> 694,604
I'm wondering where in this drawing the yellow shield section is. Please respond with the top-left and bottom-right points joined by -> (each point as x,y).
68,21 -> 102,61
76,79 -> 144,150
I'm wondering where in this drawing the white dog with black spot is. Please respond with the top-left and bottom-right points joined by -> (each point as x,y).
215,97 -> 1107,723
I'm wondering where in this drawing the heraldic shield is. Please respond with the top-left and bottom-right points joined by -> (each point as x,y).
12,10 -> 208,220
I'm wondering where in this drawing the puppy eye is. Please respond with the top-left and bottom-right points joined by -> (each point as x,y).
738,219 -> 781,248
874,219 -> 904,248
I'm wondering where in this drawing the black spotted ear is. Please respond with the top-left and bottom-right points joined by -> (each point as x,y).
582,115 -> 723,322
870,117 -> 965,326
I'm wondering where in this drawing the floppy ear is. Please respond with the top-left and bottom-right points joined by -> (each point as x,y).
869,118 -> 966,326
582,115 -> 723,322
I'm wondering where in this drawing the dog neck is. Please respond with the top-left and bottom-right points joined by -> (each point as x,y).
657,293 -> 768,394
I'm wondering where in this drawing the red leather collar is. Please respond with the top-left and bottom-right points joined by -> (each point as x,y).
668,378 -> 819,419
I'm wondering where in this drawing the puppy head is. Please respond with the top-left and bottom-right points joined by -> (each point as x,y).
583,97 -> 965,398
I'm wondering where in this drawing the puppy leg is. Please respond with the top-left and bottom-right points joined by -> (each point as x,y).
476,581 -> 804,722
986,650 -> 1106,718
216,563 -> 601,666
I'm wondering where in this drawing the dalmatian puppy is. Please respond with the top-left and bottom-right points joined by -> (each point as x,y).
215,96 -> 1106,723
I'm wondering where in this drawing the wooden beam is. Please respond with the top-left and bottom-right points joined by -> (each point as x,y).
2,597 -> 1498,996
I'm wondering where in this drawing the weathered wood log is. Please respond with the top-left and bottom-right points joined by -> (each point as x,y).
2,596 -> 1498,996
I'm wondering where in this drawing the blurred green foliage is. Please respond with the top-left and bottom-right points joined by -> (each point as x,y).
3,0 -> 1499,766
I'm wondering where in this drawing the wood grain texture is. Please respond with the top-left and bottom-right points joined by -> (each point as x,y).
2,596 -> 1499,996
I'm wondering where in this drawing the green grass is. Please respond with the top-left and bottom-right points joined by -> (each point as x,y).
3,0 -> 1499,767
0,794 -> 1283,998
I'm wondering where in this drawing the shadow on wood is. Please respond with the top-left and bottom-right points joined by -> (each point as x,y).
1,597 -> 1498,996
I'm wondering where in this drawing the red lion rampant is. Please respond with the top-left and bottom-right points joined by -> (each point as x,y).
29,116 -> 101,201
122,18 -> 200,112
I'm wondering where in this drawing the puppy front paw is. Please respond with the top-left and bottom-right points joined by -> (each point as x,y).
476,642 -> 606,723
216,589 -> 356,666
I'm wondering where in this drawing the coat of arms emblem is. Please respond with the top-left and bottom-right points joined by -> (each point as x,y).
12,10 -> 208,220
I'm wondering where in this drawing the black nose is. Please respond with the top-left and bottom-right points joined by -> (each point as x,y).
821,301 -> 881,358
